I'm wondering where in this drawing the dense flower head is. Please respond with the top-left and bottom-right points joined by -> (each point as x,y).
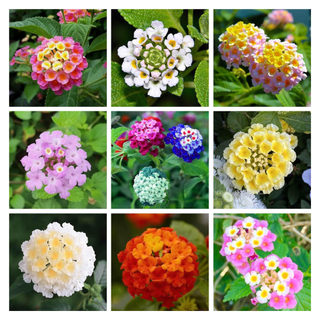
218,21 -> 268,69
19,222 -> 95,298
133,166 -> 169,206
245,254 -> 303,310
57,10 -> 91,23
220,217 -> 277,274
30,36 -> 88,95
249,40 -> 307,94
117,20 -> 194,98
128,116 -> 166,157
20,130 -> 91,199
262,10 -> 294,30
10,46 -> 34,66
126,214 -> 172,229
165,124 -> 204,163
117,227 -> 199,308
223,123 -> 297,194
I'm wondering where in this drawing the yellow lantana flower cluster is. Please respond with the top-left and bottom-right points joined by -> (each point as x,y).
223,123 -> 297,194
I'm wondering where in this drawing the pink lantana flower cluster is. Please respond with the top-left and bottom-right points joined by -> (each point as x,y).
262,10 -> 294,30
218,21 -> 268,69
30,36 -> 88,95
128,116 -> 166,157
10,46 -> 34,66
245,254 -> 303,310
220,217 -> 277,275
57,10 -> 91,24
21,130 -> 91,199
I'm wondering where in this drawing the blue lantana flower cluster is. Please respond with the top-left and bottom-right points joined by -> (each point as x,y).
164,124 -> 204,163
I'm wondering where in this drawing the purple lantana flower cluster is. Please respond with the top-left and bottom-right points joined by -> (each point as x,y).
164,124 -> 204,163
21,130 -> 91,199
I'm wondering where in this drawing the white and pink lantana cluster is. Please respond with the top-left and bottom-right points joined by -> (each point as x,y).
21,130 -> 91,199
262,10 -> 294,30
220,217 -> 277,274
245,254 -> 303,309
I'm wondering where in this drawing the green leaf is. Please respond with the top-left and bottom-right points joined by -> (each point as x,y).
298,149 -> 311,166
184,177 -> 203,198
61,23 -> 91,47
167,76 -> 184,96
187,25 -> 208,43
273,242 -> 289,258
9,17 -> 61,38
24,84 -> 39,103
45,87 -> 79,106
278,111 -> 311,133
40,299 -> 71,311
288,280 -> 311,311
111,62 -> 148,106
111,127 -> 129,144
14,111 -> 32,120
276,85 -> 307,107
32,198 -> 62,209
83,60 -> 106,88
124,297 -> 159,311
10,194 -> 25,209
289,247 -> 310,273
194,60 -> 209,106
52,111 -> 82,128
15,64 -> 32,72
90,189 -> 106,208
288,183 -> 299,206
223,277 -> 252,302
87,33 -> 106,53
166,155 -> 208,176
170,220 -> 206,248
198,279 -> 209,300
269,221 -> 283,239
67,187 -> 84,202
9,40 -> 20,60
94,260 -> 107,288
214,67 -> 245,95
92,172 -> 107,193
88,123 -> 107,153
199,11 -> 209,39
251,112 -> 282,131
34,187 -> 56,199
227,112 -> 250,132
93,11 -> 107,22
119,9 -> 183,30
276,88 -> 296,106
10,275 -> 33,300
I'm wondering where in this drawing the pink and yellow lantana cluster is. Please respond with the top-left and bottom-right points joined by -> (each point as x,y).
57,10 -> 91,24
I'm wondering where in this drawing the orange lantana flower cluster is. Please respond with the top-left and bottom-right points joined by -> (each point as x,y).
118,227 -> 199,309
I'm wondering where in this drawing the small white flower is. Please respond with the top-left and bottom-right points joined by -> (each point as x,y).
146,20 -> 168,38
256,286 -> 271,303
278,268 -> 294,282
182,35 -> 195,52
124,74 -> 135,86
121,56 -> 138,73
245,271 -> 261,286
144,80 -> 167,98
172,49 -> 193,71
134,68 -> 150,87
161,69 -> 179,87
250,237 -> 262,248
132,29 -> 147,47
225,225 -> 239,237
274,281 -> 290,296
253,226 -> 269,238
118,41 -> 134,58
232,237 -> 246,249
224,241 -> 237,255
264,255 -> 279,270
164,33 -> 183,50
242,216 -> 255,229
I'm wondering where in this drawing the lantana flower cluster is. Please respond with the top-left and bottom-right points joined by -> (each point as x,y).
245,254 -> 303,309
30,36 -> 88,95
128,116 -> 166,157
218,21 -> 268,69
165,124 -> 204,163
19,222 -> 95,298
223,123 -> 297,194
57,10 -> 91,23
133,167 -> 169,206
262,10 -> 294,30
118,20 -> 194,98
21,130 -> 91,200
10,46 -> 34,66
117,227 -> 199,308
220,217 -> 277,274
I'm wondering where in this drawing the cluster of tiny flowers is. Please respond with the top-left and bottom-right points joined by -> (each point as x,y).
19,222 -> 96,298
165,124 -> 204,163
250,40 -> 307,94
245,254 -> 303,310
21,130 -> 91,200
220,217 -> 277,275
128,116 -> 166,157
30,36 -> 88,95
218,21 -> 268,69
133,167 -> 169,206
10,46 -> 34,66
57,10 -> 91,23
118,20 -> 194,98
262,10 -> 294,30
126,214 -> 171,229
223,123 -> 297,194
117,227 -> 199,309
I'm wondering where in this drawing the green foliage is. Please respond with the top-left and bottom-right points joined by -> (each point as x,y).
87,33 -> 107,53
94,260 -> 107,289
195,61 -> 209,106
223,277 -> 252,302
288,281 -> 311,311
61,23 -> 91,47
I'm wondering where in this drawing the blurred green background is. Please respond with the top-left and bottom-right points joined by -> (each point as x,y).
10,213 -> 106,311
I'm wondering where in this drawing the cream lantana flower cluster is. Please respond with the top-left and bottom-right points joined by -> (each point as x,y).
223,123 -> 297,194
118,20 -> 194,98
19,222 -> 95,298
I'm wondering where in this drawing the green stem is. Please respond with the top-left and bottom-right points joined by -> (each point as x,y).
188,10 -> 193,27
181,60 -> 200,78
240,74 -> 250,90
88,114 -> 103,130
223,89 -> 251,106
61,10 -> 67,24
161,154 -> 175,166
193,56 -> 209,61
83,10 -> 95,49
80,75 -> 106,89
175,22 -> 186,36
184,81 -> 195,88
9,181 -> 25,184
82,89 -> 105,106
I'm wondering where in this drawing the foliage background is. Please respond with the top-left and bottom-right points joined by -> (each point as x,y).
112,9 -> 209,106
9,213 -> 106,311
9,111 -> 107,209
214,111 -> 311,208
214,9 -> 311,106
112,213 -> 208,311
214,213 -> 311,311
111,111 -> 209,208
9,9 -> 107,106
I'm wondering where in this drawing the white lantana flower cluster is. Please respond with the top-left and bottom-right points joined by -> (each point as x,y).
19,222 -> 96,298
118,20 -> 194,98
